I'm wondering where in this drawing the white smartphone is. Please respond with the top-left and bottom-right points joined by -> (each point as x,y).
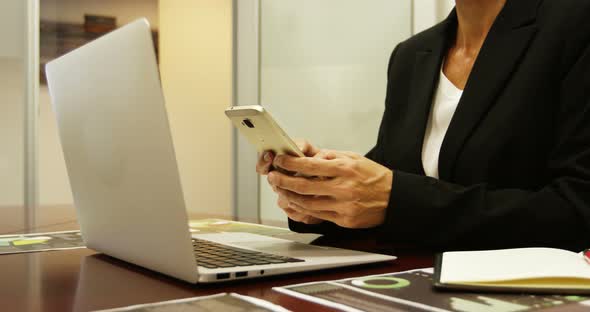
225,105 -> 304,157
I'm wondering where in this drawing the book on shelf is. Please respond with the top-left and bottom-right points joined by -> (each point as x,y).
84,14 -> 117,34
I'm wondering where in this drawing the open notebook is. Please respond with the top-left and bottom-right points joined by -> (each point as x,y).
433,248 -> 590,294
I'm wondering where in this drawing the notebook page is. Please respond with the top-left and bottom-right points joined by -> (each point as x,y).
440,248 -> 590,283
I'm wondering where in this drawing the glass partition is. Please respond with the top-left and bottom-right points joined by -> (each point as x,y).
0,0 -> 27,233
258,0 -> 412,224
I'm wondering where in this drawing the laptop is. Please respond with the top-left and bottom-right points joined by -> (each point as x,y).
45,18 -> 395,284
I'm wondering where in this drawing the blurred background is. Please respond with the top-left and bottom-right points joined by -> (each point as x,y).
0,0 -> 453,234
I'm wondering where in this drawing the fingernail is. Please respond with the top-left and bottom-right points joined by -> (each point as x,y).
267,172 -> 275,183
264,152 -> 272,162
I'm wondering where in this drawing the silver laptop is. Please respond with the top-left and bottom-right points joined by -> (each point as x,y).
45,18 -> 395,284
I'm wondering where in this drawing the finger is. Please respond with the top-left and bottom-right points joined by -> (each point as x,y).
283,207 -> 304,221
313,149 -> 338,160
256,151 -> 274,175
316,149 -> 360,160
278,191 -> 309,213
301,215 -> 324,225
277,194 -> 290,210
273,155 -> 349,177
268,171 -> 340,196
276,188 -> 342,213
281,197 -> 325,224
280,196 -> 313,223
288,204 -> 338,224
294,139 -> 320,157
283,207 -> 312,223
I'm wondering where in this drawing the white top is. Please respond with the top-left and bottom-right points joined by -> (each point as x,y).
421,66 -> 463,179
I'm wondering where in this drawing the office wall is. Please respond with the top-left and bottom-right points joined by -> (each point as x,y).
0,61 -> 24,207
38,85 -> 72,206
438,0 -> 456,21
414,0 -> 455,34
0,0 -> 25,206
0,0 -> 25,231
159,0 -> 233,218
0,0 -> 25,58
414,0 -> 438,34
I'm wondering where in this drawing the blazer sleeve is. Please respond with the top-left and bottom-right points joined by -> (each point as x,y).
365,44 -> 400,164
384,42 -> 590,251
288,44 -> 402,237
291,42 -> 590,250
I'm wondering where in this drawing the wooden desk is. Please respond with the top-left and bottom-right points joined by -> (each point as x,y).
0,230 -> 433,312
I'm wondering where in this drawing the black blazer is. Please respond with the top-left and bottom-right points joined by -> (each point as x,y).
289,0 -> 590,251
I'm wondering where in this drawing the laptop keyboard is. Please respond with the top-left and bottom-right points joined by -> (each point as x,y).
192,238 -> 305,269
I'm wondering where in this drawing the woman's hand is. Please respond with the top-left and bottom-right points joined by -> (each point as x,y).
256,139 -> 324,225
256,139 -> 320,175
268,150 -> 393,229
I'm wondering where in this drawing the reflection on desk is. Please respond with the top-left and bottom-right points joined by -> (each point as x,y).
74,254 -> 196,311
0,235 -> 432,312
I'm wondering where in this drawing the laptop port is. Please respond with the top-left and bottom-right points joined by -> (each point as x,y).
216,273 -> 230,280
236,271 -> 248,278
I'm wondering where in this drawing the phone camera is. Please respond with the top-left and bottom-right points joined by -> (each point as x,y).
242,119 -> 255,128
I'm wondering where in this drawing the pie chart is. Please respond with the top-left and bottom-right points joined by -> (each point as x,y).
351,277 -> 411,289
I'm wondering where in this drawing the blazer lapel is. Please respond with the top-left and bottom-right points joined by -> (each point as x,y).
438,0 -> 541,180
405,20 -> 455,175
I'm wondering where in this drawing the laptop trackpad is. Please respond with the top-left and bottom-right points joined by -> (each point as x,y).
239,240 -> 326,253
193,232 -> 359,258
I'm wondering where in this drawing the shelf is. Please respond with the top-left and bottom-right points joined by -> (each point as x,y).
40,20 -> 159,83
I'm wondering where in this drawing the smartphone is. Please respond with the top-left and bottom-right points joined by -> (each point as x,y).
225,105 -> 304,157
